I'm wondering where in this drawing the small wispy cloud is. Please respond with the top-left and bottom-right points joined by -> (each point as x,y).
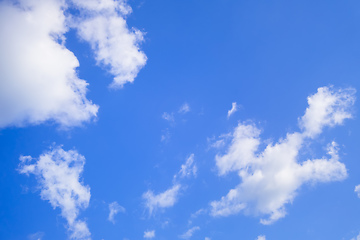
256,235 -> 266,240
143,154 -> 197,216
28,232 -> 45,240
179,103 -> 190,114
179,226 -> 200,239
227,102 -> 239,118
143,184 -> 181,216
177,154 -> 197,179
144,230 -> 155,239
162,112 -> 175,122
108,201 -> 125,224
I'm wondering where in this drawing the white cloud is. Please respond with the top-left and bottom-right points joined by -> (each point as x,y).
28,232 -> 45,240
0,0 -> 98,128
143,154 -> 197,215
256,235 -> 266,240
162,112 -> 175,122
0,0 -> 147,128
108,201 -> 125,224
179,226 -> 200,239
205,238 -> 211,240
143,184 -> 181,216
299,86 -> 355,138
144,230 -> 155,239
351,233 -> 360,240
179,103 -> 190,114
355,185 -> 360,198
73,0 -> 147,88
177,154 -> 197,179
227,102 -> 238,118
210,86 -> 354,224
161,128 -> 171,142
19,146 -> 91,239
190,208 -> 206,219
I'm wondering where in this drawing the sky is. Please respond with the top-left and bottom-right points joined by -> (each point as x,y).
1,0 -> 360,240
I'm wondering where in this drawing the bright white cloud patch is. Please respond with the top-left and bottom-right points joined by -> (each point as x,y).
19,146 -> 91,239
179,103 -> 190,114
144,230 -> 155,239
210,86 -> 355,224
227,102 -> 238,118
0,0 -> 98,128
73,0 -> 147,88
108,201 -> 125,224
0,0 -> 146,128
299,86 -> 355,138
143,154 -> 197,215
179,226 -> 200,239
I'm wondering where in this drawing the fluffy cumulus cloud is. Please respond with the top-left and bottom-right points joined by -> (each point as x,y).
0,0 -> 98,128
72,0 -> 147,88
0,0 -> 146,128
256,235 -> 266,240
108,201 -> 125,224
143,230 -> 155,239
143,154 -> 197,215
179,226 -> 200,239
210,86 -> 355,224
18,146 -> 91,239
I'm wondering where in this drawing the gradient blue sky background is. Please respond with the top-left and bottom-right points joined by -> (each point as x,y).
1,0 -> 360,240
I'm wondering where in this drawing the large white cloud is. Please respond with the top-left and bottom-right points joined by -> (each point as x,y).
0,0 -> 98,128
0,0 -> 146,128
210,86 -> 355,224
19,146 -> 91,239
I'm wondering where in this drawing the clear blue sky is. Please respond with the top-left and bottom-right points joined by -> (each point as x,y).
1,0 -> 360,240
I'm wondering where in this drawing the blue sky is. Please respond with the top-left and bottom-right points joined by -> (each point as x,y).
1,0 -> 360,240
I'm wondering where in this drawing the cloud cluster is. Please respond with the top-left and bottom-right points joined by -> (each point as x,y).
143,154 -> 197,215
210,86 -> 355,224
0,0 -> 146,128
19,146 -> 91,239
